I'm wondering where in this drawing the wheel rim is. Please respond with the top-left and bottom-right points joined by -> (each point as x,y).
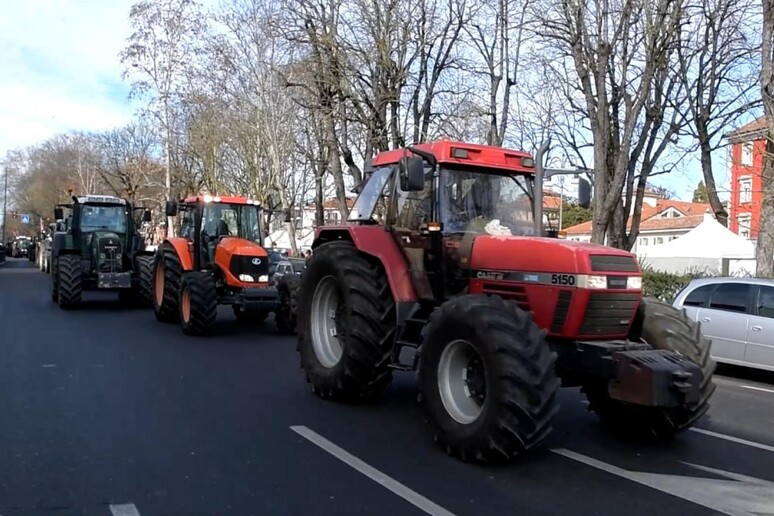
181,284 -> 191,323
310,275 -> 344,368
438,339 -> 486,424
154,261 -> 165,306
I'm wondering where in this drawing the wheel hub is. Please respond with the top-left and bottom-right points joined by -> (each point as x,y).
310,275 -> 344,368
438,340 -> 486,424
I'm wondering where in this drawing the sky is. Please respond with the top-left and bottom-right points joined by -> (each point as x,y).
0,0 -> 742,204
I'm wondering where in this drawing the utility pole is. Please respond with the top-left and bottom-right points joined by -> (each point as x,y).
1,167 -> 8,243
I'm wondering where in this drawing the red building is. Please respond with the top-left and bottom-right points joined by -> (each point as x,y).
726,117 -> 767,240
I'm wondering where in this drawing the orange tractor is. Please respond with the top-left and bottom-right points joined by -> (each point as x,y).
296,141 -> 715,463
151,195 -> 294,335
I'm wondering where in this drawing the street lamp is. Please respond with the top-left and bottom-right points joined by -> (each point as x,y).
1,167 -> 8,243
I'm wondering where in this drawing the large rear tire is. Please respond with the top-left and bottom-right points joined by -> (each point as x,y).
418,295 -> 560,463
297,241 -> 395,401
179,272 -> 218,336
57,255 -> 83,309
583,297 -> 716,439
152,243 -> 182,323
276,275 -> 300,334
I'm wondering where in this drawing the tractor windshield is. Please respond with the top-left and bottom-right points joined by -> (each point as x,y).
80,205 -> 127,233
439,166 -> 536,236
201,203 -> 262,243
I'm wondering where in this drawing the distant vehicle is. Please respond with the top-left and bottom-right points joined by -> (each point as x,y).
266,249 -> 287,277
272,258 -> 306,283
11,236 -> 32,258
673,277 -> 774,372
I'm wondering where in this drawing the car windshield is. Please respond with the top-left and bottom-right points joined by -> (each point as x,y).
439,166 -> 536,236
201,203 -> 262,243
80,205 -> 127,233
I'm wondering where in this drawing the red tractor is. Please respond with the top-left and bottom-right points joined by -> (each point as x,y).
296,141 -> 715,463
152,195 -> 295,335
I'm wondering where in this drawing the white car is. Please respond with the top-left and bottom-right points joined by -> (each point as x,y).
673,277 -> 774,372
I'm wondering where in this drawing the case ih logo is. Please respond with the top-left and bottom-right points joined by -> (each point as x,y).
251,258 -> 262,265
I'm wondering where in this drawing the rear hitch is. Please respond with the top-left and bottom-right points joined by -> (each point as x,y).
609,350 -> 702,407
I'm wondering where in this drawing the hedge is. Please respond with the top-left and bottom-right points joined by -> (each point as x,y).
640,265 -> 715,303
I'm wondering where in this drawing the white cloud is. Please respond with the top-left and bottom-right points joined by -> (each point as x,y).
0,0 -> 139,157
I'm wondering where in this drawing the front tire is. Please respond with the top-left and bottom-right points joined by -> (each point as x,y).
152,243 -> 182,322
135,255 -> 154,307
297,241 -> 395,401
57,255 -> 83,309
179,272 -> 218,336
418,295 -> 560,463
583,297 -> 716,439
276,275 -> 300,334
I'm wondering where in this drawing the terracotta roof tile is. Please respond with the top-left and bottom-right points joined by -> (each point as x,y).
564,199 -> 711,234
725,116 -> 768,142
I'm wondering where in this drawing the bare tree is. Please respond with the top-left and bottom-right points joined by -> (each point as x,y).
540,0 -> 687,246
676,0 -> 761,227
120,0 -> 208,236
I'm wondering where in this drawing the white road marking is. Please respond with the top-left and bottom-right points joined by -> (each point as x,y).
689,428 -> 774,454
290,425 -> 455,516
740,385 -> 774,394
109,503 -> 141,516
552,448 -> 774,516
42,364 -> 56,368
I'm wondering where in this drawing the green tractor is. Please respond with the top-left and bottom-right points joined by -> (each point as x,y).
51,194 -> 155,309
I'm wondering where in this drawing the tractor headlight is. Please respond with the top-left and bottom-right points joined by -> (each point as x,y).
239,274 -> 255,282
626,276 -> 643,289
579,274 -> 607,289
258,275 -> 268,282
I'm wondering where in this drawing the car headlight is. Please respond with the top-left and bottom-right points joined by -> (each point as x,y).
626,276 -> 643,289
239,274 -> 255,282
258,275 -> 268,282
578,274 -> 607,289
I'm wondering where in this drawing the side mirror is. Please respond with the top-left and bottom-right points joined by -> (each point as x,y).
54,207 -> 63,220
399,156 -> 425,192
165,201 -> 178,217
142,209 -> 152,222
578,178 -> 592,209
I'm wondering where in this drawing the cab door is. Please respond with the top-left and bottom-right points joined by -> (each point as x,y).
698,282 -> 753,363
745,285 -> 774,369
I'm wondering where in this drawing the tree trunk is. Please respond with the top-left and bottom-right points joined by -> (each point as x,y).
758,0 -> 774,277
697,125 -> 729,226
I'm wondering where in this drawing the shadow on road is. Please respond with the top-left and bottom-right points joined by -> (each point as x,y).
716,363 -> 774,386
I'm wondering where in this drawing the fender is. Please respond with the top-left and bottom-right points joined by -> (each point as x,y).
164,237 -> 194,271
313,226 -> 417,302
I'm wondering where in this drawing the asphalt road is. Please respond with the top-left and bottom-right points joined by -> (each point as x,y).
1,257 -> 774,516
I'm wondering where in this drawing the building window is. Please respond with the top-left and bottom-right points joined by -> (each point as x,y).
654,237 -> 663,245
639,237 -> 649,246
739,176 -> 753,204
741,142 -> 754,167
737,213 -> 752,239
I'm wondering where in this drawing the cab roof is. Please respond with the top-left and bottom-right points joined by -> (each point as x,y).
371,140 -> 535,174
75,194 -> 126,205
182,195 -> 260,206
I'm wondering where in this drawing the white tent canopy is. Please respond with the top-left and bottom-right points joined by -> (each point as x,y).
265,228 -> 315,252
639,214 -> 756,275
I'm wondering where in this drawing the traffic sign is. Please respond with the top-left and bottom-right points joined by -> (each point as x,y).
20,214 -> 30,224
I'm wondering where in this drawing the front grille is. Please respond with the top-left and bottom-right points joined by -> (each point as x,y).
481,283 -> 530,312
551,290 -> 573,332
579,292 -> 640,336
590,255 -> 639,272
230,255 -> 270,278
98,238 -> 123,272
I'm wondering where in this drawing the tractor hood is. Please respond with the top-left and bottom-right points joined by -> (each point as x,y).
216,236 -> 268,257
468,235 -> 640,276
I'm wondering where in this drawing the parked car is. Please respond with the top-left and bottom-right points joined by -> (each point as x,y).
272,258 -> 306,283
673,277 -> 774,372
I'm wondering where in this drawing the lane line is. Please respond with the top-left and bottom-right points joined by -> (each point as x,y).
689,427 -> 774,454
290,425 -> 456,516
740,384 -> 774,394
109,503 -> 141,516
